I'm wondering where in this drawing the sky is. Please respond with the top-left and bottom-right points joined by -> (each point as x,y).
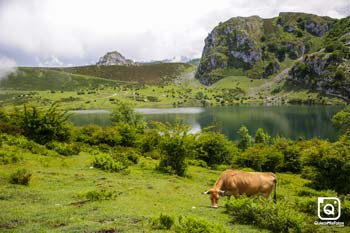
0,0 -> 349,67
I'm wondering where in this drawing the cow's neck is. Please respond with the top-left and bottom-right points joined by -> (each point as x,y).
213,178 -> 224,191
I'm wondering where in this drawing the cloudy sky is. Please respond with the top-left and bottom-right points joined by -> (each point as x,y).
0,0 -> 349,67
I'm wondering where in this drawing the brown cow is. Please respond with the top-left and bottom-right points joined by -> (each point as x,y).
204,169 -> 277,208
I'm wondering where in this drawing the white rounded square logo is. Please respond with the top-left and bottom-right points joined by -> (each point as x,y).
317,197 -> 341,221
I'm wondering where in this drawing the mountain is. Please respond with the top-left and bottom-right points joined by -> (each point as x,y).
196,12 -> 336,85
288,17 -> 350,101
96,51 -> 135,66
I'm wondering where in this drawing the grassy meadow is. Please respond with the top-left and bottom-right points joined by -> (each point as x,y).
1,138 -> 349,233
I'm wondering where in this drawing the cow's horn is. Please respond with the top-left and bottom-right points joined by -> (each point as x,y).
219,190 -> 225,195
203,190 -> 210,194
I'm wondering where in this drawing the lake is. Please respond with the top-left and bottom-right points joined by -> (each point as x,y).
69,105 -> 342,141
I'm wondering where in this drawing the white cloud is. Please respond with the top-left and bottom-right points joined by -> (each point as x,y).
0,0 -> 349,65
0,56 -> 17,81
36,55 -> 64,67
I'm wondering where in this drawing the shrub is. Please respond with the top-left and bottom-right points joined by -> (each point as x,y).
9,169 -> 32,185
151,213 -> 174,230
138,129 -> 161,153
195,132 -> 237,167
0,150 -> 20,164
111,147 -> 140,166
114,122 -> 137,147
237,125 -> 252,151
301,138 -> 350,194
155,121 -> 191,176
84,190 -> 117,201
46,141 -> 80,156
92,153 -> 128,172
19,104 -> 71,144
254,128 -> 270,144
110,102 -> 145,129
175,216 -> 229,233
332,106 -> 350,135
235,145 -> 284,172
226,196 -> 304,233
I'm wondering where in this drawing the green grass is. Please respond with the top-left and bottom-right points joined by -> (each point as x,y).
0,67 -> 127,91
0,152 -> 266,232
211,76 -> 268,90
58,63 -> 194,85
1,150 -> 349,232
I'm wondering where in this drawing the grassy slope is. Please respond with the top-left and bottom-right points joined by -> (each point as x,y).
0,152 -> 265,232
58,63 -> 194,85
0,67 -> 127,91
1,152 -> 349,232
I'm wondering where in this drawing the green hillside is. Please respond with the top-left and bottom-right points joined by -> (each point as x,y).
57,63 -> 194,85
0,67 -> 125,91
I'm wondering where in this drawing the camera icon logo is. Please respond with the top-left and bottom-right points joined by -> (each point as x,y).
317,197 -> 341,221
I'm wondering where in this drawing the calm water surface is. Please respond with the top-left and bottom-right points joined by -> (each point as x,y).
69,105 -> 342,141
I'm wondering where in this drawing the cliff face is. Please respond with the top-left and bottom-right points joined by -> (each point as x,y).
196,12 -> 336,85
96,51 -> 135,66
288,17 -> 350,101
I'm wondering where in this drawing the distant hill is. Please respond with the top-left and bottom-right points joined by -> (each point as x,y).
0,62 -> 194,91
58,63 -> 194,85
0,67 -> 123,91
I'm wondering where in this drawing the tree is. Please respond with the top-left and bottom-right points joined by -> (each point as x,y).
155,121 -> 191,176
237,125 -> 252,151
332,106 -> 350,135
110,102 -> 145,129
19,104 -> 71,144
254,128 -> 270,144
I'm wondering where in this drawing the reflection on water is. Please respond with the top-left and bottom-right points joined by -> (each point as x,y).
135,107 -> 204,115
69,105 -> 342,141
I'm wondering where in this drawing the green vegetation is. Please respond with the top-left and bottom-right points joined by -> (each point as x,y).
1,104 -> 349,232
58,63 -> 193,85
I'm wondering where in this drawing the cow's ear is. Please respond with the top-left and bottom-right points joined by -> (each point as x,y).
219,190 -> 225,196
203,190 -> 211,195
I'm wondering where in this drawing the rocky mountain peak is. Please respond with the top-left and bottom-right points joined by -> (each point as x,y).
96,51 -> 135,66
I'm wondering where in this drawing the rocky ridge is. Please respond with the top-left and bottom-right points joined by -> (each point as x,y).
96,51 -> 135,66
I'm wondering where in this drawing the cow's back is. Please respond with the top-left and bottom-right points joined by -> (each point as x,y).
218,170 -> 276,196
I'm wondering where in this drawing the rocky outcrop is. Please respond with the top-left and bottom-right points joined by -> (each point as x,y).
288,53 -> 350,101
196,12 -> 336,85
97,51 -> 135,66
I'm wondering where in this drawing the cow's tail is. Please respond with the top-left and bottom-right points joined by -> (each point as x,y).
273,174 -> 277,204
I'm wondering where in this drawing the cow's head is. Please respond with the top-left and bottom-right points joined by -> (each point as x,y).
203,189 -> 225,208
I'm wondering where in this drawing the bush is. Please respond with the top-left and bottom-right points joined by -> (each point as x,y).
235,145 -> 284,172
83,190 -> 117,201
237,125 -> 252,151
19,104 -> 71,144
301,138 -> 350,194
114,122 -> 137,147
0,150 -> 20,164
92,153 -> 128,173
151,213 -> 174,230
195,132 -> 237,167
138,129 -> 161,153
155,121 -> 191,176
175,216 -> 229,233
332,106 -> 350,135
226,196 -> 304,233
254,128 -> 270,144
9,169 -> 32,185
46,141 -> 80,156
110,102 -> 145,129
